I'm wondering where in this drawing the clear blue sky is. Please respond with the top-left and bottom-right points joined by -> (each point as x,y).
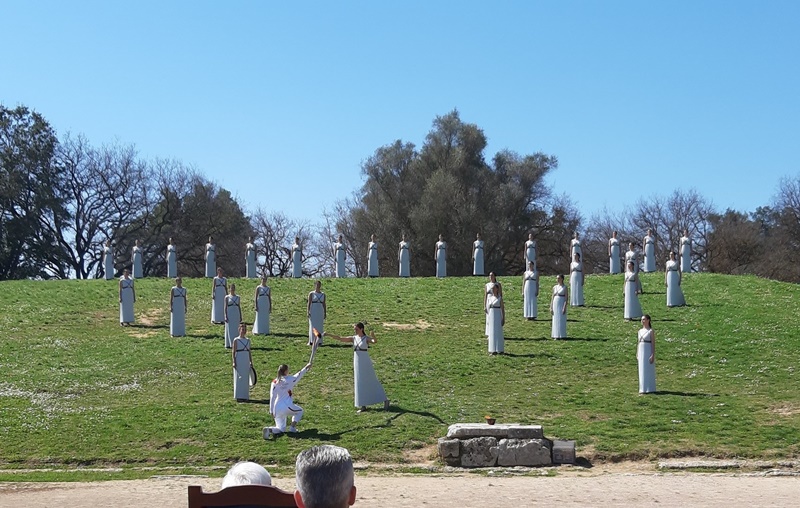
3,1 -> 798,223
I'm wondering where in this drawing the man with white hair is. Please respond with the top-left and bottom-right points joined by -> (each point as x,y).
294,445 -> 356,508
221,461 -> 272,489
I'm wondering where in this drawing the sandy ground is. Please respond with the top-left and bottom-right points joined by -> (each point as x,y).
1,465 -> 799,508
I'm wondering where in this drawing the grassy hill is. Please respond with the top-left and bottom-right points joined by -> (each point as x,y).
0,272 -> 798,479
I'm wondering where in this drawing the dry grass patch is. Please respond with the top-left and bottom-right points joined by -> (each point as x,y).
383,320 -> 432,331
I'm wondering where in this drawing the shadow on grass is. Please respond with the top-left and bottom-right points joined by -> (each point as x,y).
504,336 -> 550,342
502,352 -> 543,358
293,405 -> 447,441
239,398 -> 270,405
189,332 -> 221,340
271,332 -> 307,339
575,457 -> 593,468
653,390 -> 719,397
132,323 -> 168,330
558,337 -> 609,342
250,346 -> 280,352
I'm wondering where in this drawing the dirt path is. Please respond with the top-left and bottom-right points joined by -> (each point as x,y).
2,467 -> 799,508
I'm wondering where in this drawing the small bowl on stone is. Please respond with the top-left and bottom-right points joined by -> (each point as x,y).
484,416 -> 496,425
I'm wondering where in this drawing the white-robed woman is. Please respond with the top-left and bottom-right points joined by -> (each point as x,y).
569,252 -> 585,307
264,362 -> 313,438
570,231 -> 582,263
643,228 -> 656,272
434,234 -> 447,278
524,233 -> 537,266
253,276 -> 272,335
398,235 -> 411,277
484,273 -> 502,335
472,233 -> 485,276
625,242 -> 643,294
211,267 -> 227,324
224,283 -> 242,349
245,236 -> 256,279
367,234 -> 379,277
326,323 -> 390,412
291,236 -> 302,278
205,236 -> 216,278
334,234 -> 347,278
119,268 -> 135,325
637,315 -> 657,394
307,280 -> 326,346
680,229 -> 691,273
486,284 -> 505,355
609,231 -> 621,274
232,323 -> 253,402
550,274 -> 568,339
523,261 -> 539,320
166,237 -> 177,278
131,239 -> 143,279
104,239 -> 115,280
624,261 -> 643,321
169,277 -> 187,337
665,251 -> 686,307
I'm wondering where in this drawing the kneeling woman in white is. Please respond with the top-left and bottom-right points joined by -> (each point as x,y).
486,284 -> 505,355
550,274 -> 568,339
232,323 -> 253,402
326,323 -> 389,412
264,362 -> 312,438
637,315 -> 656,394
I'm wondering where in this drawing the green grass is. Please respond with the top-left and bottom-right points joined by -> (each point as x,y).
1,272 -> 798,481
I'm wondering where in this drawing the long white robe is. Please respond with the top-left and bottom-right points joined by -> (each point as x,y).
435,241 -> 447,278
119,278 -> 135,324
666,260 -> 686,307
486,294 -> 504,353
609,238 -> 621,274
224,294 -> 241,348
569,261 -> 584,306
334,242 -> 346,278
625,249 -> 643,294
351,335 -> 388,407
398,241 -> 410,277
637,328 -> 656,394
253,286 -> 271,335
104,246 -> 114,280
523,270 -> 538,319
170,286 -> 186,337
570,239 -> 582,261
132,247 -> 143,279
245,243 -> 256,279
525,240 -> 536,265
205,243 -> 216,278
680,236 -> 691,273
166,244 -> 177,278
485,282 -> 496,335
291,243 -> 302,278
624,271 -> 643,320
308,291 -> 325,345
643,235 -> 656,272
211,276 -> 226,324
233,337 -> 251,400
473,240 -> 484,276
367,241 -> 379,277
551,284 -> 567,339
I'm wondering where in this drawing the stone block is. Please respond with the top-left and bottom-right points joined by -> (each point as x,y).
437,437 -> 460,458
552,440 -> 576,465
446,423 -> 543,440
506,425 -> 544,439
497,439 -> 552,466
460,437 -> 498,467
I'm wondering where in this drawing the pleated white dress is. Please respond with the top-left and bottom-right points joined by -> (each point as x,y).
205,244 -> 216,278
484,282 -> 496,336
609,238 -> 621,274
398,241 -> 410,277
435,241 -> 447,277
224,294 -> 241,348
680,236 -> 691,273
551,284 -> 567,339
104,246 -> 114,280
569,261 -> 584,306
253,286 -> 271,335
637,328 -> 656,393
119,278 -> 135,324
211,276 -> 226,324
523,270 -> 538,319
352,335 -> 388,408
486,294 -> 504,353
335,242 -> 346,278
132,247 -> 143,279
525,240 -> 537,265
166,245 -> 177,278
245,243 -> 256,279
170,286 -> 186,336
643,236 -> 656,272
473,240 -> 484,276
570,239 -> 582,261
625,250 -> 643,294
624,271 -> 643,320
308,291 -> 325,345
291,243 -> 302,278
666,260 -> 686,307
367,242 -> 379,277
233,336 -> 251,400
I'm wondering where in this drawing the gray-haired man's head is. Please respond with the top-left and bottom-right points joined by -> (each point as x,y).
294,445 -> 356,508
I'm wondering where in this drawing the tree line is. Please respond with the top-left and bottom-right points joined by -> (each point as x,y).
2,105 -> 799,282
